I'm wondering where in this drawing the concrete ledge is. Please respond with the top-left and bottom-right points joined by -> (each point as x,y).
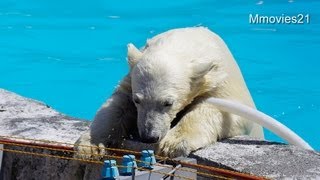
191,136 -> 320,179
0,89 -> 90,143
0,89 -> 319,179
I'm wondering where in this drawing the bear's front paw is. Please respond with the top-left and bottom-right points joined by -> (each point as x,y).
158,137 -> 193,158
73,134 -> 106,160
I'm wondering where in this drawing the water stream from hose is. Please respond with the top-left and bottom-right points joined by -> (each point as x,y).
206,98 -> 313,150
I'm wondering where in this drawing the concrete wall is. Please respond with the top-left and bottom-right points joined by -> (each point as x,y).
0,89 -> 319,179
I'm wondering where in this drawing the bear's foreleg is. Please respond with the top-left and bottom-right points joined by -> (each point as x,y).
159,102 -> 245,157
74,88 -> 137,159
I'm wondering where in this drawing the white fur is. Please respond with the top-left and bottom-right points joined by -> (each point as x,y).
75,27 -> 264,158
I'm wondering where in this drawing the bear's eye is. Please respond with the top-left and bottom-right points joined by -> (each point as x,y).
133,93 -> 143,104
133,96 -> 141,104
163,100 -> 174,107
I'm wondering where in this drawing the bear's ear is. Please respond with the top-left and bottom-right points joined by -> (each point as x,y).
127,43 -> 143,68
192,60 -> 216,79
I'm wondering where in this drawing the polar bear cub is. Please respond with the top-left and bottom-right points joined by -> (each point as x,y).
75,27 -> 264,158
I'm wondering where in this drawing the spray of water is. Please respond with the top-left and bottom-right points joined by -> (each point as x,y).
206,98 -> 313,150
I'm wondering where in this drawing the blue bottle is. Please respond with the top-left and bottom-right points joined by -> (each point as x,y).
139,150 -> 156,169
121,155 -> 137,175
101,160 -> 120,180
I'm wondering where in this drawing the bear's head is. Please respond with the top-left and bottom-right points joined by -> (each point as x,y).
127,43 -> 217,143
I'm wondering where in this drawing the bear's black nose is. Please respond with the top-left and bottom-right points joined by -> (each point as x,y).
140,136 -> 160,143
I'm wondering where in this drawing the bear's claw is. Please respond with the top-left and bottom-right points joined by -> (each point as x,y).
73,133 -> 107,160
159,138 -> 192,158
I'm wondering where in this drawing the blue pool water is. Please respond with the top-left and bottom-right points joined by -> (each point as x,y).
0,1 -> 319,149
